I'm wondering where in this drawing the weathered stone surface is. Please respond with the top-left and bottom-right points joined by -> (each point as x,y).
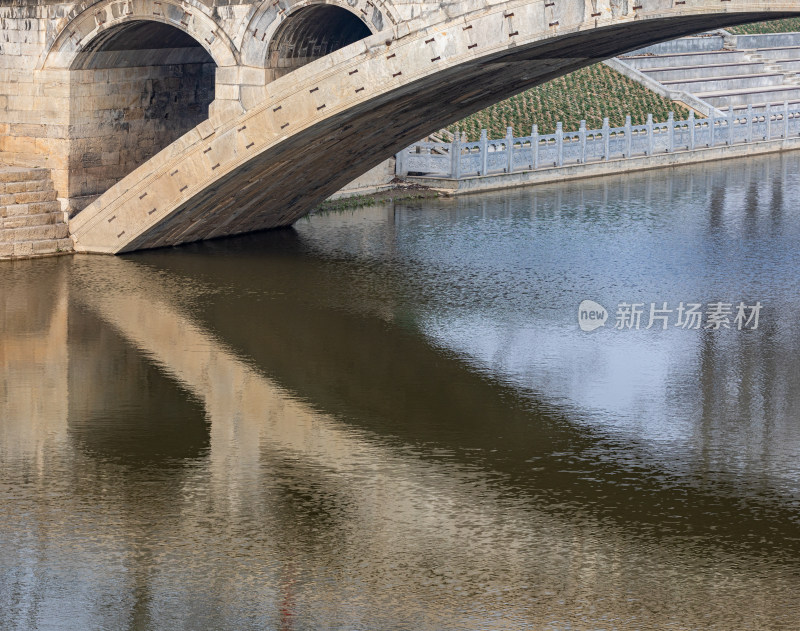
0,167 -> 73,259
0,179 -> 55,194
1,212 -> 60,229
12,190 -> 57,204
4,223 -> 68,242
0,167 -> 51,184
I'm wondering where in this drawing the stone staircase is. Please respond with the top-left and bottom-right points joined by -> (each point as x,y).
0,167 -> 72,260
620,33 -> 800,115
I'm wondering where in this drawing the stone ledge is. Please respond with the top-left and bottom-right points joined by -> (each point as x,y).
0,200 -> 61,217
0,166 -> 51,184
0,222 -> 69,242
12,189 -> 57,204
1,211 -> 60,229
0,238 -> 73,260
0,178 -> 54,194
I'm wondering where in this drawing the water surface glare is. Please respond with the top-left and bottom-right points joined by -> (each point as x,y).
3,153 -> 800,630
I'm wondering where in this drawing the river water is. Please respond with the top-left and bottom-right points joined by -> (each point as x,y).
2,152 -> 800,630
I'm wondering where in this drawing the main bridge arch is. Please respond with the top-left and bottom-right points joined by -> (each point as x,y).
69,0 -> 800,253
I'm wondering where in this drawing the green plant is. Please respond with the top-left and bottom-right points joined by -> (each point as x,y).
447,63 -> 693,141
728,18 -> 800,35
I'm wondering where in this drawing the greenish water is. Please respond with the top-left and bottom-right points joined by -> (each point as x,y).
2,152 -> 800,630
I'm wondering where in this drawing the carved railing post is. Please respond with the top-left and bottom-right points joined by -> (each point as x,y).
727,108 -> 734,145
479,129 -> 488,175
646,113 -> 654,155
710,111 -> 716,147
785,100 -> 791,138
451,130 -> 461,179
766,103 -> 772,140
688,111 -> 695,151
579,120 -> 587,163
532,124 -> 539,170
668,112 -> 675,153
556,122 -> 564,166
603,117 -> 610,161
624,115 -> 632,157
746,104 -> 753,143
396,147 -> 408,177
506,126 -> 514,173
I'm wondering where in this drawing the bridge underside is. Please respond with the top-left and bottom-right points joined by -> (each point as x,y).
68,5 -> 800,254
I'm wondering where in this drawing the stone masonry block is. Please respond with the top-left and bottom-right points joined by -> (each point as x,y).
11,241 -> 33,257
7,223 -> 68,242
0,168 -> 48,183
2,212 -> 58,229
27,201 -> 62,214
0,179 -> 54,194
14,190 -> 57,204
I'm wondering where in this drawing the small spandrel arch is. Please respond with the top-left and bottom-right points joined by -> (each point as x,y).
266,4 -> 372,79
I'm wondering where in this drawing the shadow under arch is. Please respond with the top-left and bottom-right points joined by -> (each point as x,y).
39,0 -> 238,71
69,21 -> 214,70
266,4 -> 373,79
66,19 -> 218,214
237,0 -> 392,68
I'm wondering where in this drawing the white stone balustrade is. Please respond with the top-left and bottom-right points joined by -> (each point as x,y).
397,103 -> 800,179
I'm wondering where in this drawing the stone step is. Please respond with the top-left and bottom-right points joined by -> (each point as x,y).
660,73 -> 785,93
629,35 -> 727,57
0,190 -> 58,206
773,60 -> 800,72
624,50 -> 747,69
0,238 -> 72,259
0,167 -> 52,184
0,166 -> 71,260
0,222 -> 69,242
642,62 -> 768,82
750,46 -> 800,61
0,200 -> 62,217
698,85 -> 800,108
0,178 -> 55,195
11,189 -> 58,204
719,99 -> 800,113
1,212 -> 61,230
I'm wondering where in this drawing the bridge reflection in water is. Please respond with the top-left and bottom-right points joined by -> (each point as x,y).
3,152 -> 800,629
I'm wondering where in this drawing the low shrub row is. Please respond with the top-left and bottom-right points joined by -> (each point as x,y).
728,18 -> 800,35
447,63 -> 691,141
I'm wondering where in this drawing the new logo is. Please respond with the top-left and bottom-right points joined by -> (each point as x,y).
578,300 -> 608,332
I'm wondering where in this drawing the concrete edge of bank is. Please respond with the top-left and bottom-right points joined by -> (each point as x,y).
405,137 -> 800,194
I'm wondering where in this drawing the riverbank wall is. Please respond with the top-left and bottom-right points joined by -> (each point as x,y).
406,135 -> 800,195
399,104 -> 800,195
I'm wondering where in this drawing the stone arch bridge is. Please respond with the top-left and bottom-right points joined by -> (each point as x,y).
1,0 -> 798,253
